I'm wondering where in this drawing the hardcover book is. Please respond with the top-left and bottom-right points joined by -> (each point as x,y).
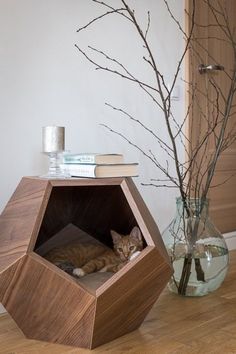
60,163 -> 138,178
63,153 -> 124,165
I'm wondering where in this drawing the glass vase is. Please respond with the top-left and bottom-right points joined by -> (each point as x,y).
162,197 -> 229,296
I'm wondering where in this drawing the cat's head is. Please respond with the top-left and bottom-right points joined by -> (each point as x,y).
111,226 -> 143,262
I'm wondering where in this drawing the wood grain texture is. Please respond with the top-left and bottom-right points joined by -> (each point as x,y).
186,0 -> 236,233
1,253 -> 96,349
206,0 -> 236,233
92,246 -> 172,348
49,177 -> 124,187
0,176 -> 172,348
209,153 -> 236,232
35,183 -> 137,250
0,177 -> 49,273
121,178 -> 171,265
0,260 -> 19,303
1,250 -> 236,353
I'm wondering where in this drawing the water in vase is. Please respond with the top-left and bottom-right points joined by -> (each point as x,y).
169,241 -> 229,297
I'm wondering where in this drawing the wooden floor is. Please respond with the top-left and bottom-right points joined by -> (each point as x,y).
0,251 -> 236,354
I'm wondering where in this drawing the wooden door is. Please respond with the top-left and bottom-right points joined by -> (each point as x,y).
185,0 -> 236,233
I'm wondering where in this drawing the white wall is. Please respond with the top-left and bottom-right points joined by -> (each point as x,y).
0,1 -> 185,312
0,0 -> 184,224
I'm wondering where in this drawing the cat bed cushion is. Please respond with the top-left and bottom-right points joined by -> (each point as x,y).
36,223 -> 115,290
77,272 -> 113,290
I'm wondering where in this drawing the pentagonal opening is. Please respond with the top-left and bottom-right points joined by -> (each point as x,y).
34,185 -> 146,291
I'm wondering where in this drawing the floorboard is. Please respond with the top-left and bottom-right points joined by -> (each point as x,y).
0,251 -> 236,353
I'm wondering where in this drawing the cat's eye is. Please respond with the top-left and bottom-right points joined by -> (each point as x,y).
129,246 -> 135,251
117,247 -> 123,252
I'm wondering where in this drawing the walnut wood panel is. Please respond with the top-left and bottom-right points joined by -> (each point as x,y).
0,177 -> 49,273
49,177 -> 124,187
0,260 -> 19,303
121,178 -> 171,264
1,250 -> 236,353
92,246 -> 172,348
0,176 -> 172,348
95,246 -> 154,296
72,184 -> 137,246
1,253 -> 96,348
36,184 -> 137,249
35,223 -> 105,256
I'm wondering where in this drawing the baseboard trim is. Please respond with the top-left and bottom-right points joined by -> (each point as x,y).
224,231 -> 236,251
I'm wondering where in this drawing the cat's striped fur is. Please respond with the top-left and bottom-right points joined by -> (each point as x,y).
45,226 -> 143,278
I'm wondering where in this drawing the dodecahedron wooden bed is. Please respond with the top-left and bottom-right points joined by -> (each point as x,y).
0,177 -> 172,349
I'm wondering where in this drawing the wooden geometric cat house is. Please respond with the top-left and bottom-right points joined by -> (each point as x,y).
0,176 -> 172,349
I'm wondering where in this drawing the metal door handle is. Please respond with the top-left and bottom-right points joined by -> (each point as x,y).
198,64 -> 224,74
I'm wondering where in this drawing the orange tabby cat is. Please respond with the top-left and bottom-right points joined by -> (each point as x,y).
45,226 -> 143,278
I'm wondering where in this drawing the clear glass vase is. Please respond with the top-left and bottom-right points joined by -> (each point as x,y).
162,197 -> 229,296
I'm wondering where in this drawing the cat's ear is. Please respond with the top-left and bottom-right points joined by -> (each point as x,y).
130,226 -> 142,243
111,230 -> 122,244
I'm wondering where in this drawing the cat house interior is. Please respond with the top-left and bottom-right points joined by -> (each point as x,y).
34,185 -> 146,291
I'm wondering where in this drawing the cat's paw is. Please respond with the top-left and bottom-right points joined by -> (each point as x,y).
73,268 -> 86,278
129,251 -> 141,261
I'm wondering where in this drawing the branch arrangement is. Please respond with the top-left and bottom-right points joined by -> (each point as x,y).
75,0 -> 236,295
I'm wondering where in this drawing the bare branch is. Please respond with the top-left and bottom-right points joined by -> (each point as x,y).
77,8 -> 127,33
145,11 -> 151,39
141,183 -> 179,188
105,102 -> 174,153
75,44 -> 160,94
76,0 -> 236,294
210,173 -> 236,189
100,123 -> 180,188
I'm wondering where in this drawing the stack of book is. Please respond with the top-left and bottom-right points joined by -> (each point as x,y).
60,153 -> 138,178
